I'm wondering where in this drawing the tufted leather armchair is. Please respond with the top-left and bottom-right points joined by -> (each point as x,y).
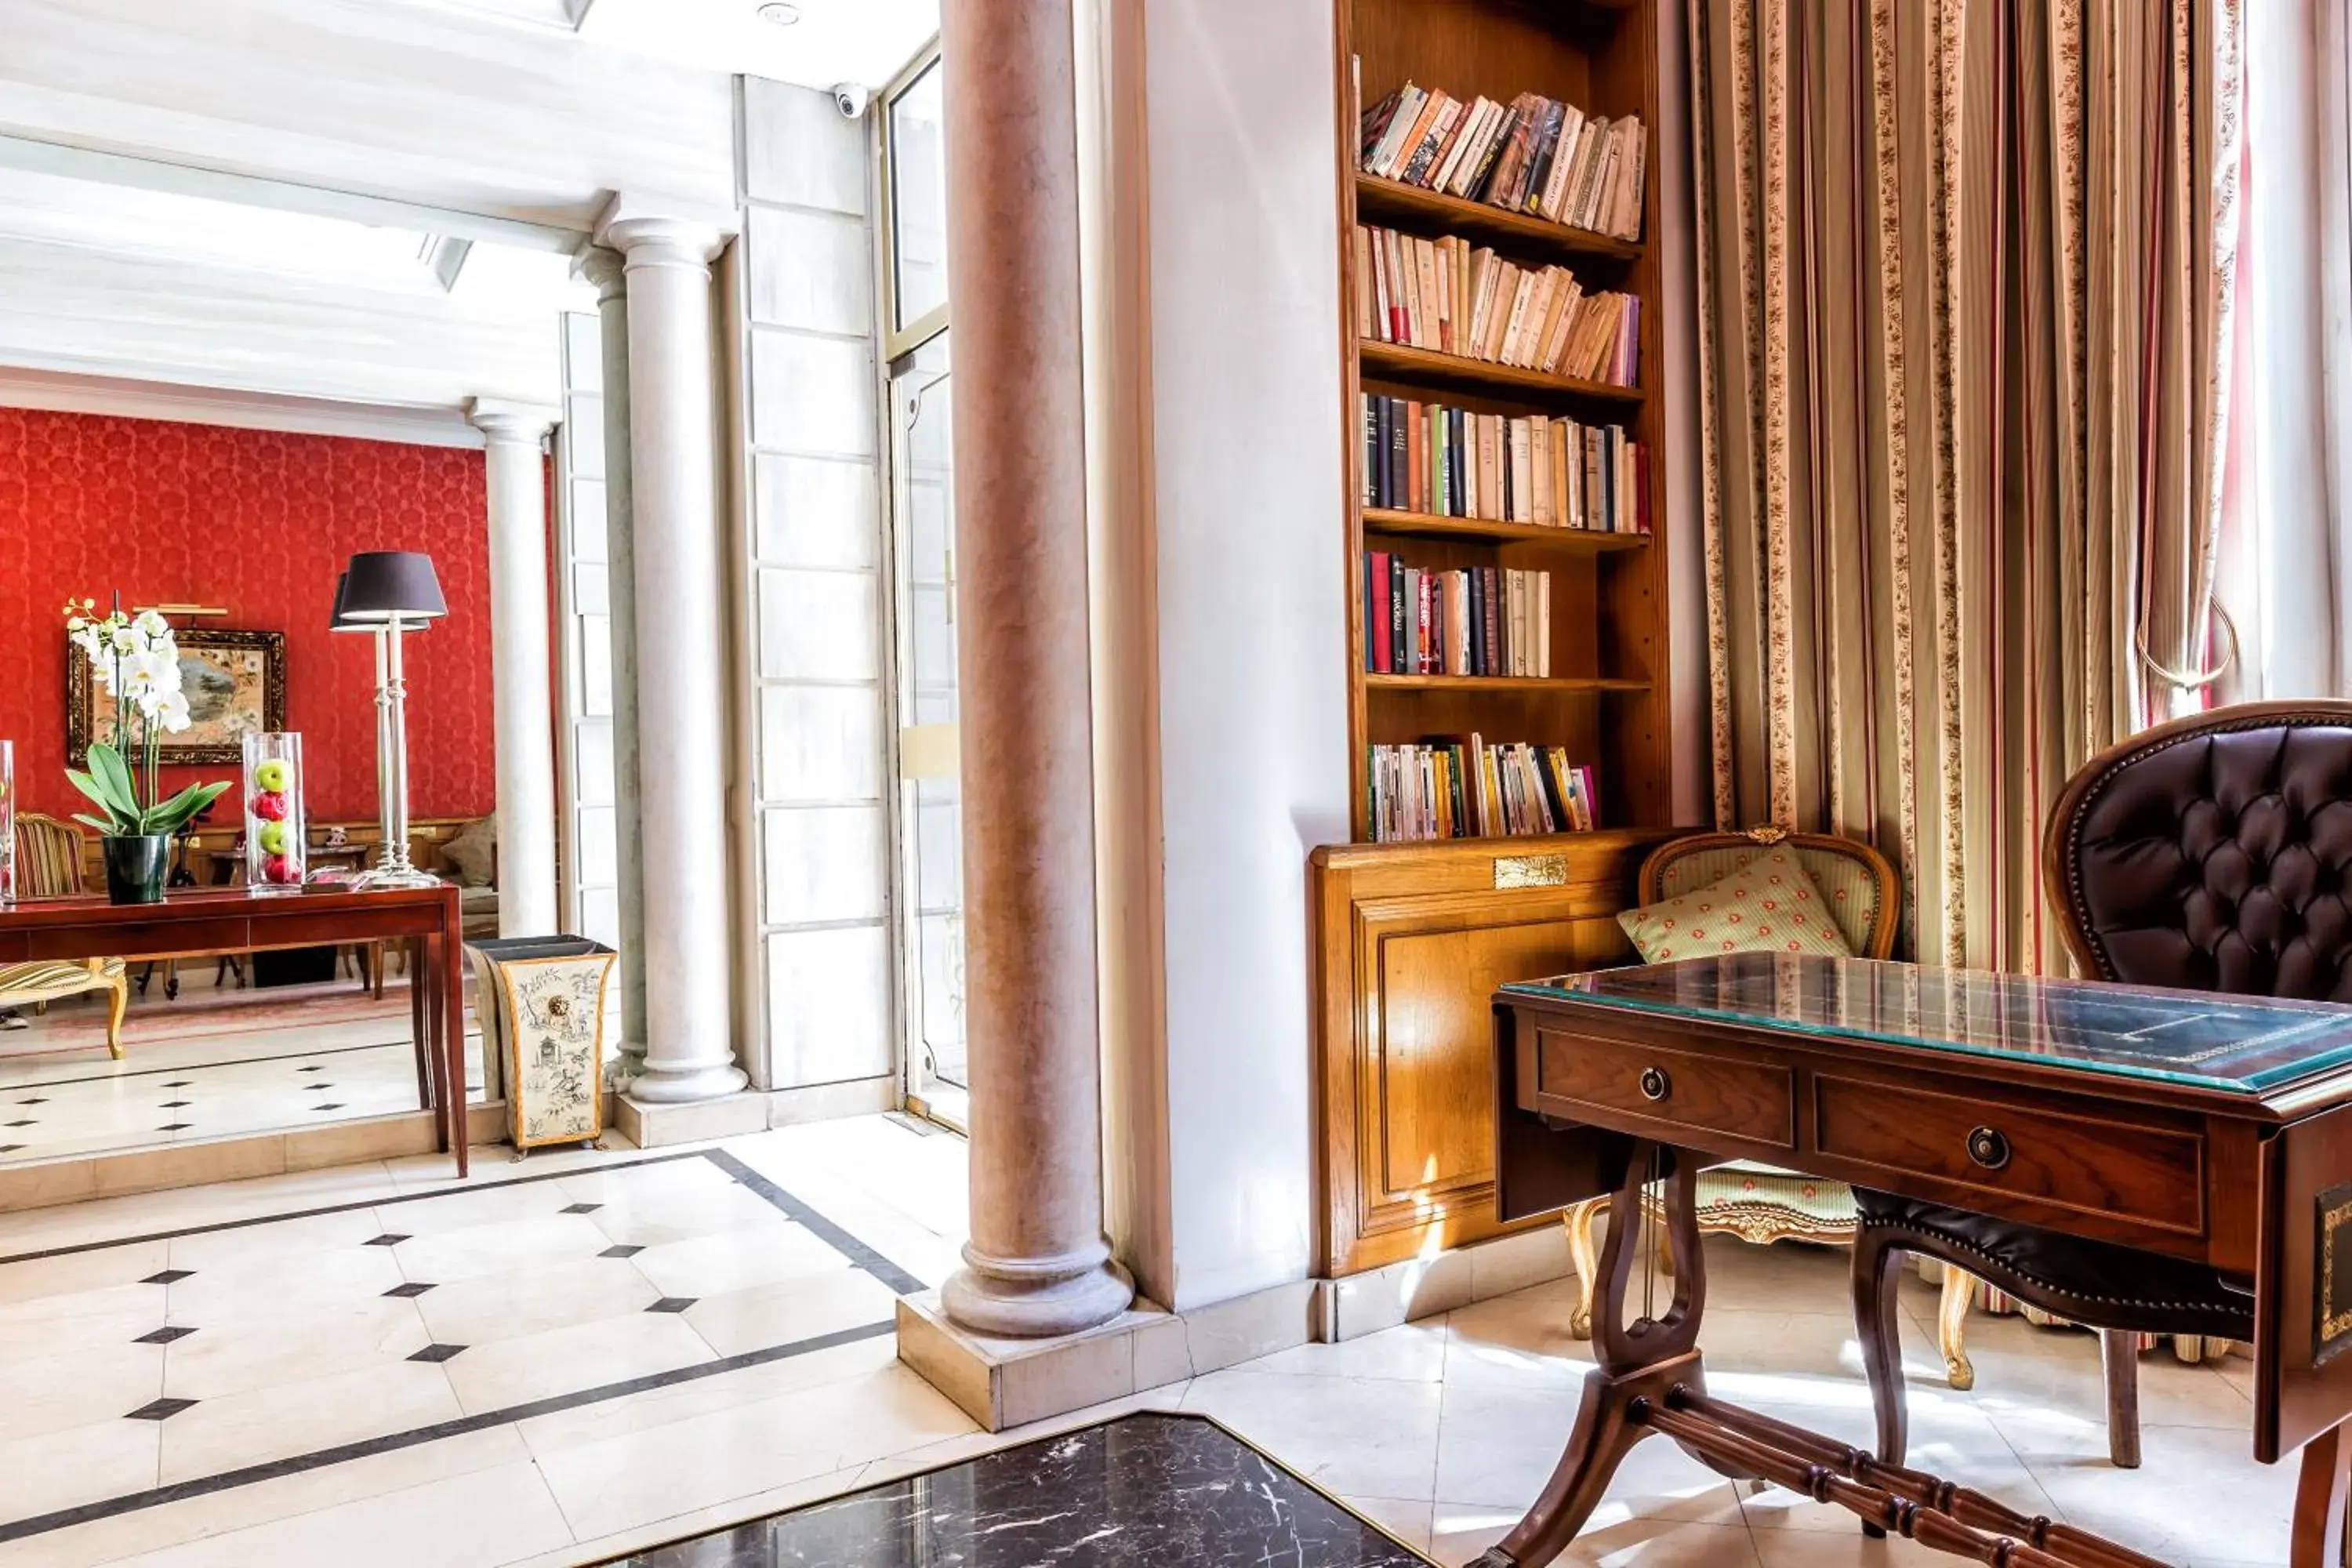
1852,703 -> 2352,1477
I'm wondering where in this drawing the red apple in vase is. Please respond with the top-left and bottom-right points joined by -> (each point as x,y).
250,790 -> 288,822
263,853 -> 296,884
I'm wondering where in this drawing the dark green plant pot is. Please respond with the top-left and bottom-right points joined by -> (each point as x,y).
101,833 -> 169,905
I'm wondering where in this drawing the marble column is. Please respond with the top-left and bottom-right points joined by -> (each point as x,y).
575,248 -> 649,1074
466,397 -> 561,938
590,198 -> 746,1104
938,0 -> 1134,1338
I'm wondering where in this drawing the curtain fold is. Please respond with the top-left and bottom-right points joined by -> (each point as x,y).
1691,0 -> 2241,971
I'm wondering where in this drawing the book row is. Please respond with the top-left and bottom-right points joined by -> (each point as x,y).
1357,75 -> 1646,241
1356,224 -> 1639,387
1367,740 -> 1599,843
1363,394 -> 1648,532
1366,557 -> 1551,678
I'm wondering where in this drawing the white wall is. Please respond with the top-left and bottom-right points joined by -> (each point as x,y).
1142,0 -> 1352,1311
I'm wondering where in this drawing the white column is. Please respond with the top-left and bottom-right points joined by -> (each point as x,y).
576,247 -> 650,1073
592,197 -> 747,1103
466,397 -> 561,938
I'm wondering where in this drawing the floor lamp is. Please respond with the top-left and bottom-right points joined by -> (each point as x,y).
337,551 -> 447,891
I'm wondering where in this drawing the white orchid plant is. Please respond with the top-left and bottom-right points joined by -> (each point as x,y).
62,598 -> 230,838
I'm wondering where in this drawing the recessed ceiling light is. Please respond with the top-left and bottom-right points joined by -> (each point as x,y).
757,2 -> 800,23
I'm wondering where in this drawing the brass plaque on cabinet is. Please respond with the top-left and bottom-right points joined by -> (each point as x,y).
1493,854 -> 1569,890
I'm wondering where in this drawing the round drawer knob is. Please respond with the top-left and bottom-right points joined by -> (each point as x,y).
1639,1067 -> 1671,1102
1965,1127 -> 2010,1171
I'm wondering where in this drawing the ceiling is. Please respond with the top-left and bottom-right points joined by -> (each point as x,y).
423,0 -> 940,90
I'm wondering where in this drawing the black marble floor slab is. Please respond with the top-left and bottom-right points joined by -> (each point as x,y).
609,1410 -> 1433,1567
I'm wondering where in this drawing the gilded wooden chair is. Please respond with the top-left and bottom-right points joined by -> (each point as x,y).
2,813 -> 128,1057
1565,827 -> 1980,1389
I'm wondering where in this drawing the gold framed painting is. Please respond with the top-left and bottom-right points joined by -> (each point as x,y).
67,627 -> 288,766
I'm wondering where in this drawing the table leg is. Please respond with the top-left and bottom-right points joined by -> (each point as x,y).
1472,1142 -> 1719,1568
442,925 -> 468,1178
2294,1421 -> 2351,1568
408,936 -> 431,1111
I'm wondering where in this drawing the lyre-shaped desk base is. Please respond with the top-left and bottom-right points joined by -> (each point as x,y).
1468,1142 -> 2183,1568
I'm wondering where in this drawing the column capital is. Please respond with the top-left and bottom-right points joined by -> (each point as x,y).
571,244 -> 627,304
466,397 -> 559,444
592,193 -> 738,271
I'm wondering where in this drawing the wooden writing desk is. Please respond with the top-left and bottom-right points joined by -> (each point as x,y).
1488,953 -> 2352,1568
0,884 -> 472,1176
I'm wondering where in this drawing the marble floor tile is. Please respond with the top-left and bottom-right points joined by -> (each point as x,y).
1428,1509 -> 1762,1568
162,1242 -> 407,1323
1344,1494 -> 1438,1555
1181,1367 -> 1444,1502
625,1220 -> 854,1300
437,1307 -> 717,1414
1434,1378 -> 1747,1524
0,1280 -> 166,1357
681,1266 -> 900,1359
160,1294 -> 432,1402
514,1335 -> 904,1457
1250,1316 -> 1450,1383
97,1457 -> 573,1568
154,1359 -> 464,1485
1443,1276 -> 1595,1389
0,1417 -> 162,1528
572,1177 -> 793,1249
530,1363 -> 975,1543
1735,1396 -> 2060,1534
1993,1407 -> 2296,1563
9,1340 -> 165,1441
164,1207 -> 393,1272
0,1240 -> 170,1307
0,1426 -> 533,1568
390,1212 -> 615,1286
414,1254 -> 665,1347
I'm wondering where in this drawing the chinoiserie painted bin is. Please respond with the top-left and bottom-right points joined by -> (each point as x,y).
464,935 -> 615,1152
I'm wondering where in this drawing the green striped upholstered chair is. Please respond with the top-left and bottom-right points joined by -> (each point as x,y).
2,814 -> 129,1058
1563,826 -> 1981,1391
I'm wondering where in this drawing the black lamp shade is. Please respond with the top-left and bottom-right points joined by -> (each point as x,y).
339,552 -> 448,622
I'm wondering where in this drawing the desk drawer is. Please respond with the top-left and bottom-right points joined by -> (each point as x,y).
1813,1076 -> 2204,1235
1534,1026 -> 1795,1149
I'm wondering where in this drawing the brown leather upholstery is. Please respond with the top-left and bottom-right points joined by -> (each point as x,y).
2045,701 -> 2352,1000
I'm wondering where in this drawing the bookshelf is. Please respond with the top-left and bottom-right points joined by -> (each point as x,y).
1313,0 -> 1679,1278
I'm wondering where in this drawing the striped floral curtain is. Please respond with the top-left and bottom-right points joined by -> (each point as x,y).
1690,0 -> 2243,972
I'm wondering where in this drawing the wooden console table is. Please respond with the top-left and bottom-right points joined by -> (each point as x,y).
1488,953 -> 2352,1568
0,884 -> 472,1176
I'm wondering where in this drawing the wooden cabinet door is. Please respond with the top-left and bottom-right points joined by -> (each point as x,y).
1312,831 -> 1666,1275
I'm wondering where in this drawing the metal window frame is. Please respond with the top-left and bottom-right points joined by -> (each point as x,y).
877,39 -> 950,362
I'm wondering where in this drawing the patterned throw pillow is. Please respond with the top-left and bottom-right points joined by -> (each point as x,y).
1616,849 -> 1856,962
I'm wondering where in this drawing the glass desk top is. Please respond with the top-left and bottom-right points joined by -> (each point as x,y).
1501,953 -> 2352,1094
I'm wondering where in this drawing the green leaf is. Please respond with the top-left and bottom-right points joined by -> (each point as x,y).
70,813 -> 114,834
141,780 -> 230,836
66,764 -> 135,832
87,743 -> 140,818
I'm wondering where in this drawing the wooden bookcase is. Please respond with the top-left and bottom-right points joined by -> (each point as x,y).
1312,0 -> 1679,1277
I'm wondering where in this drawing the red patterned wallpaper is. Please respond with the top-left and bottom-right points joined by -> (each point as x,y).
0,408 -> 495,825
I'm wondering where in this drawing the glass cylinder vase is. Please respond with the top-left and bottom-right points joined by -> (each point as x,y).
0,739 -> 15,906
241,732 -> 307,891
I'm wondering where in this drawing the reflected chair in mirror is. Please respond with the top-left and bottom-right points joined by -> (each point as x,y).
1,812 -> 128,1057
1853,702 -> 2350,1470
1563,826 -> 1980,1392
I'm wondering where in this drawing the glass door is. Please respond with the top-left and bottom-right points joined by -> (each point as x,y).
890,339 -> 964,1122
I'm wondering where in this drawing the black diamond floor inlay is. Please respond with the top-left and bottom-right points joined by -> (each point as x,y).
155,1123 -> 192,1132
134,1326 -> 197,1345
3,1119 -> 34,1127
407,1343 -> 467,1363
140,1269 -> 194,1285
306,1083 -> 336,1091
158,1101 -> 190,1109
645,1297 -> 697,1313
560,1203 -> 602,1214
298,1065 -> 327,1073
0,1145 -> 21,1155
363,1234 -> 410,1247
383,1281 -> 437,1298
160,1080 -> 192,1088
124,1398 -> 199,1421
597,1244 -> 644,1259
313,1103 -> 345,1112
15,1096 -> 46,1105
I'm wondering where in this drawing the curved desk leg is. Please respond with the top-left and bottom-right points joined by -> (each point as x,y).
408,935 -> 431,1111
1473,1142 -> 1716,1568
2294,1421 -> 2351,1568
441,928 -> 469,1178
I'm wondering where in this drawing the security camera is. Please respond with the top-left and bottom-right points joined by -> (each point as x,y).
832,82 -> 871,119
